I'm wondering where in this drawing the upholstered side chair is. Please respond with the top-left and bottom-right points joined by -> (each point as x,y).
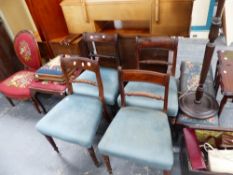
72,33 -> 120,112
36,55 -> 109,166
98,68 -> 174,175
118,36 -> 179,123
0,30 -> 43,113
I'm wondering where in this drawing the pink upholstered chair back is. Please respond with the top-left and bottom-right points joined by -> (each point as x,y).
14,30 -> 41,70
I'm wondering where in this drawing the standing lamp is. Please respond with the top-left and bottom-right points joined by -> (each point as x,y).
179,0 -> 226,119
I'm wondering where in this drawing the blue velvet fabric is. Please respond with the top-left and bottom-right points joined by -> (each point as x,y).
73,67 -> 119,105
117,76 -> 178,117
36,94 -> 102,148
98,107 -> 174,170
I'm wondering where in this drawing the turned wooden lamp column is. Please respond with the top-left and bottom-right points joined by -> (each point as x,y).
179,0 -> 225,119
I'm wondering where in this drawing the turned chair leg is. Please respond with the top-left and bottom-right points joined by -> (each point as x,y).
87,146 -> 100,167
163,170 -> 171,175
31,97 -> 41,113
5,96 -> 15,106
102,155 -> 112,174
44,135 -> 59,153
34,95 -> 47,114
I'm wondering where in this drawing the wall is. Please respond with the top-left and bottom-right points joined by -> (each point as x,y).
223,0 -> 233,46
0,0 -> 36,38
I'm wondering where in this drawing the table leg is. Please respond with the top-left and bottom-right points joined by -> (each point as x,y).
218,96 -> 228,116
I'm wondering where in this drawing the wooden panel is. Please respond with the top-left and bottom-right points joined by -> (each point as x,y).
25,0 -> 69,41
0,18 -> 22,80
86,0 -> 150,20
60,1 -> 96,33
151,0 -> 193,36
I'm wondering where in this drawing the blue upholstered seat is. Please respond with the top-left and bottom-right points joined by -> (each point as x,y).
98,107 -> 174,170
36,94 -> 102,148
117,76 -> 178,117
73,67 -> 118,105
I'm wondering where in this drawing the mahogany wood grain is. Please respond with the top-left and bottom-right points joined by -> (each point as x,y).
25,0 -> 68,41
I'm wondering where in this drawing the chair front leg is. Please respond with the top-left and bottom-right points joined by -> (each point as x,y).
163,170 -> 171,175
31,97 -> 41,113
102,155 -> 112,174
44,135 -> 59,153
5,96 -> 15,106
87,146 -> 100,167
34,94 -> 47,114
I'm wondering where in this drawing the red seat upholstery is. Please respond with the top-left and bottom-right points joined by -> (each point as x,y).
30,80 -> 66,95
0,70 -> 34,99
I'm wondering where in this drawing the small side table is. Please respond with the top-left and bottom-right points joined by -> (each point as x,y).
215,50 -> 233,116
29,80 -> 67,113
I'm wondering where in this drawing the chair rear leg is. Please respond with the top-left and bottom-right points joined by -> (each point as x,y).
5,96 -> 15,106
87,146 -> 100,167
102,155 -> 112,174
164,170 -> 171,175
103,105 -> 111,123
45,135 -> 59,153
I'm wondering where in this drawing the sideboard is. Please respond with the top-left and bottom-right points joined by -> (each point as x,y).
60,0 -> 193,36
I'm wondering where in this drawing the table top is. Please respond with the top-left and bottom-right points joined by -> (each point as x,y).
218,50 -> 233,96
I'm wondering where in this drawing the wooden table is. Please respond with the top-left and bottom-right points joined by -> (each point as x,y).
215,50 -> 233,116
29,81 -> 67,114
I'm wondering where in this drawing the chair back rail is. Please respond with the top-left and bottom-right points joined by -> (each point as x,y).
118,67 -> 169,113
60,55 -> 105,103
136,36 -> 178,76
83,32 -> 120,68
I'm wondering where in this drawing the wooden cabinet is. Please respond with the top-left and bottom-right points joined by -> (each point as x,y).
25,0 -> 69,41
25,0 -> 71,58
151,0 -> 194,36
60,0 -> 193,36
0,18 -> 22,80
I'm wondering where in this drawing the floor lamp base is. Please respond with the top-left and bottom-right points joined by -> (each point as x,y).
179,91 -> 219,119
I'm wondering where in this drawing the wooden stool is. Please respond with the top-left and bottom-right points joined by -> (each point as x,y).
215,50 -> 233,116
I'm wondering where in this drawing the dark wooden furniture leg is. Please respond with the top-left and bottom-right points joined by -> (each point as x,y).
45,135 -> 59,153
30,89 -> 46,114
218,96 -> 228,116
34,94 -> 47,114
163,170 -> 171,175
5,96 -> 15,106
103,105 -> 111,123
102,155 -> 112,174
31,97 -> 41,113
87,146 -> 100,167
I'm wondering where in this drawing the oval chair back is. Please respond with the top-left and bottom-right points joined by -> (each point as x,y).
13,30 -> 41,71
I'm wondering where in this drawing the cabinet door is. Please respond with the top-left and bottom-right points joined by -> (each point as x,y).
151,0 -> 193,36
0,19 -> 22,80
25,0 -> 68,41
